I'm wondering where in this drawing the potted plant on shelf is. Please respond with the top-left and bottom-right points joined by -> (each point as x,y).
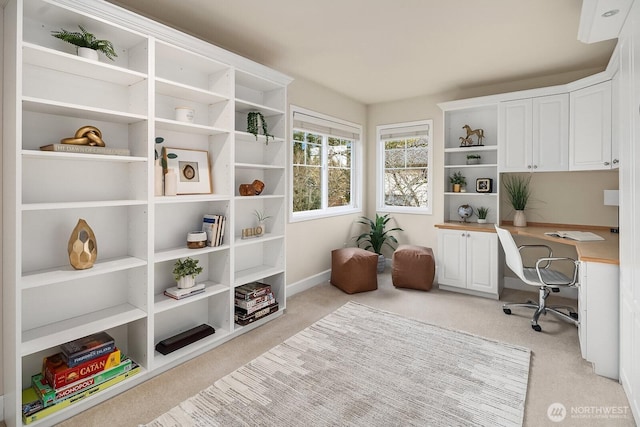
247,111 -> 274,144
503,174 -> 532,227
466,154 -> 482,165
355,213 -> 403,273
253,209 -> 272,236
173,257 -> 203,289
51,25 -> 118,61
476,206 -> 490,224
449,171 -> 466,193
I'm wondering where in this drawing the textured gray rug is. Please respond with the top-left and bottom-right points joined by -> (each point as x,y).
144,302 -> 531,426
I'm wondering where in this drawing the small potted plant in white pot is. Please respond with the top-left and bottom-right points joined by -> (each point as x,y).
173,257 -> 203,289
476,206 -> 489,224
253,209 -> 272,236
449,171 -> 466,193
51,25 -> 118,61
466,154 -> 481,165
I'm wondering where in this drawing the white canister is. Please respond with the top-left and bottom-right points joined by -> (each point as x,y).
175,107 -> 194,123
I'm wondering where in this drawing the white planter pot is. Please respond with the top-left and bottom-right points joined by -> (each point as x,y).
377,254 -> 385,273
77,47 -> 99,61
177,275 -> 195,289
513,210 -> 527,227
477,218 -> 487,224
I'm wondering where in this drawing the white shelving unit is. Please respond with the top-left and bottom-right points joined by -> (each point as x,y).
441,104 -> 500,224
2,1 -> 292,426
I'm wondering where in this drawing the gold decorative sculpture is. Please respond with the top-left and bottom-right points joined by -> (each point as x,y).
239,179 -> 265,196
68,219 -> 97,270
461,124 -> 485,146
61,125 -> 106,147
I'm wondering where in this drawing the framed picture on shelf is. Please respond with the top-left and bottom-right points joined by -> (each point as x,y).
163,147 -> 212,194
476,178 -> 493,193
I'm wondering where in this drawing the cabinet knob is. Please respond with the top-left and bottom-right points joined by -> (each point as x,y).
604,161 -> 610,166
613,159 -> 619,164
527,165 -> 532,169
533,165 -> 538,169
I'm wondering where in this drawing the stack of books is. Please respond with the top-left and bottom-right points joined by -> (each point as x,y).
202,214 -> 226,247
234,282 -> 278,326
22,332 -> 140,424
164,282 -> 206,300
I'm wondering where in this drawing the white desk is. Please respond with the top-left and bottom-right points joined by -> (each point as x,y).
435,222 -> 620,379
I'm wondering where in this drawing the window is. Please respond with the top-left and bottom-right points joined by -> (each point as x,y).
290,106 -> 362,221
377,120 -> 433,214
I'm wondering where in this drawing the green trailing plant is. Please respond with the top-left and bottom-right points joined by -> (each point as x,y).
449,171 -> 466,186
51,25 -> 118,60
247,111 -> 273,144
172,257 -> 203,281
355,213 -> 403,255
476,206 -> 490,220
253,209 -> 272,222
503,174 -> 532,211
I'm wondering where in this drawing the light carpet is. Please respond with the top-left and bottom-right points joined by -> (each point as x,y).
143,301 -> 531,427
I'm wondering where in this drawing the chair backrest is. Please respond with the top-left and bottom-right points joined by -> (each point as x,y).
494,225 -> 527,282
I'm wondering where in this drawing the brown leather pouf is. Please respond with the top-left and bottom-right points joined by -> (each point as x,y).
392,245 -> 435,291
330,248 -> 378,294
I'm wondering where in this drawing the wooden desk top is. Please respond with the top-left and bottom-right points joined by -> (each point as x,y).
435,222 -> 619,265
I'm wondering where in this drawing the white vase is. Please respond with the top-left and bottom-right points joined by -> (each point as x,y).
177,276 -> 195,289
256,221 -> 265,236
477,218 -> 487,224
377,254 -> 385,273
513,210 -> 527,227
77,47 -> 99,61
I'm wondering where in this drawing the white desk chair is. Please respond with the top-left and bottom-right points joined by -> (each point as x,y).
495,225 -> 579,332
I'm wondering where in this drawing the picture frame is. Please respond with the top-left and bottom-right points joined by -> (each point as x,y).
163,147 -> 212,194
476,178 -> 493,193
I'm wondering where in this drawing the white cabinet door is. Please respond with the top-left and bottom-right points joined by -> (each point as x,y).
499,99 -> 532,172
437,229 -> 467,289
569,81 -> 612,170
611,70 -> 620,169
533,94 -> 569,171
466,232 -> 498,293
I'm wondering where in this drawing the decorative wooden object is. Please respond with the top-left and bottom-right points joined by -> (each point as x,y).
61,125 -> 106,147
67,219 -> 97,270
461,124 -> 485,146
239,179 -> 265,196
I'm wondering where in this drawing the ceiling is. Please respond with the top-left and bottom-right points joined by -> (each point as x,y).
108,0 -> 617,105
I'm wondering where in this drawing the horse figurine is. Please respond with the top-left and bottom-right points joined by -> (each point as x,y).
462,125 -> 484,145
459,136 -> 473,146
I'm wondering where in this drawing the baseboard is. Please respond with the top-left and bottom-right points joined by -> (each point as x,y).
503,277 -> 578,300
287,270 -> 331,297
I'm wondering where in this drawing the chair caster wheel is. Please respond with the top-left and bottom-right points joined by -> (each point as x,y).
532,324 -> 542,332
503,308 -> 512,315
570,312 -> 579,320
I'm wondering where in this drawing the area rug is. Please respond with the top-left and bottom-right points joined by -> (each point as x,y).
144,302 -> 531,427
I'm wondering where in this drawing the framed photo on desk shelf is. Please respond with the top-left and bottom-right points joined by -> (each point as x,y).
476,178 -> 493,193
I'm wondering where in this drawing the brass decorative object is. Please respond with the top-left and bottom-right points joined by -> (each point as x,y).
67,219 -> 97,270
61,125 -> 106,147
461,125 -> 485,146
239,179 -> 265,196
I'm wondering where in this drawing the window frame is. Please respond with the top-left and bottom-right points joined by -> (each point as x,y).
289,105 -> 363,222
376,119 -> 434,215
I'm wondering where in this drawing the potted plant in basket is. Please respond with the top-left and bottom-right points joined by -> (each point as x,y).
476,206 -> 490,224
355,213 -> 403,273
247,111 -> 274,144
503,174 -> 532,227
173,257 -> 203,289
51,25 -> 118,61
466,154 -> 481,165
449,171 -> 466,192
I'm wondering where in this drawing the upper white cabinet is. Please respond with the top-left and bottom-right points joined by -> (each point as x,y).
498,94 -> 569,172
569,81 -> 613,170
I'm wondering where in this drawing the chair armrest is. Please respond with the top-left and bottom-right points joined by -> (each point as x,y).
535,257 -> 579,286
519,244 -> 553,269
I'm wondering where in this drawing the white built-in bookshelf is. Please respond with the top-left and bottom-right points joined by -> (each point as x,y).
2,0 -> 291,425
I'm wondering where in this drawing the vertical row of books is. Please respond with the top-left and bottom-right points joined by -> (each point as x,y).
22,332 -> 140,424
234,282 -> 279,326
202,214 -> 226,247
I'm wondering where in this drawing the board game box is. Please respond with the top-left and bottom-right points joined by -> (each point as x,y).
43,348 -> 121,389
234,303 -> 279,326
234,282 -> 272,301
60,331 -> 115,368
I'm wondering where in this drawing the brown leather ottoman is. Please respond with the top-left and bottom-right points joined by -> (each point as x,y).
392,245 -> 435,291
330,247 -> 378,294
